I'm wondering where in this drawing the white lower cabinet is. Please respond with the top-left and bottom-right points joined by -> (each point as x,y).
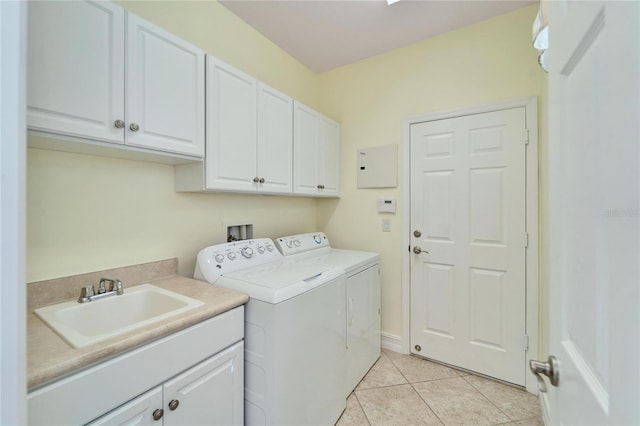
28,307 -> 244,426
88,342 -> 244,426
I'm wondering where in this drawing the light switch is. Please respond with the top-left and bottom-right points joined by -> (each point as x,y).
382,219 -> 391,232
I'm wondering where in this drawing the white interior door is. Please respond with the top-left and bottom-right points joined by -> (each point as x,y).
410,107 -> 527,385
543,1 -> 640,423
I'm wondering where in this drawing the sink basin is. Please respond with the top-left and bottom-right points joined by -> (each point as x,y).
34,284 -> 204,348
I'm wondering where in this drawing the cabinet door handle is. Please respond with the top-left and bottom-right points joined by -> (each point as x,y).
114,119 -> 125,129
152,409 -> 164,421
253,177 -> 259,183
317,184 -> 325,189
129,123 -> 140,132
259,177 -> 265,183
168,399 -> 180,411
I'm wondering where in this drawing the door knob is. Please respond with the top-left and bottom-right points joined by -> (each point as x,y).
413,246 -> 429,255
114,119 -> 125,129
529,355 -> 559,392
129,123 -> 140,132
413,230 -> 422,238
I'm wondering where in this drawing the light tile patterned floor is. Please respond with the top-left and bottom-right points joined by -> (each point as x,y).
337,349 -> 543,426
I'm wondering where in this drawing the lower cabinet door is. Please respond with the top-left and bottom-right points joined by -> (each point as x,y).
87,386 -> 163,426
163,342 -> 244,426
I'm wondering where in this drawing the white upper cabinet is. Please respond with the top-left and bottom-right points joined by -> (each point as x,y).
206,56 -> 258,192
293,102 -> 340,197
27,1 -> 205,160
125,14 -> 205,157
27,1 -> 125,145
257,83 -> 294,194
176,57 -> 293,194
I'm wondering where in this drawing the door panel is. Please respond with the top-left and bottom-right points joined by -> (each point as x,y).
410,107 -> 526,385
546,1 -> 640,423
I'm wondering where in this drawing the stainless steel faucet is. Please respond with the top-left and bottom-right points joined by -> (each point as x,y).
78,278 -> 124,303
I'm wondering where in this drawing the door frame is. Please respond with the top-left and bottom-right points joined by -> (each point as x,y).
401,97 -> 539,394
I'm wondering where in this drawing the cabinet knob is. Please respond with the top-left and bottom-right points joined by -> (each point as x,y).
253,177 -> 259,183
129,123 -> 140,132
114,119 -> 125,129
168,399 -> 180,411
259,177 -> 265,183
317,184 -> 325,190
152,409 -> 164,421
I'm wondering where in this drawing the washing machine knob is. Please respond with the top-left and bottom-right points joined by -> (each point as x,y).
266,245 -> 274,252
227,252 -> 237,260
293,240 -> 301,247
241,247 -> 254,258
286,241 -> 293,248
214,254 -> 225,263
313,235 -> 322,244
257,246 -> 265,254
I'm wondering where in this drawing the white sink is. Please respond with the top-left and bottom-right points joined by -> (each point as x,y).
34,284 -> 204,348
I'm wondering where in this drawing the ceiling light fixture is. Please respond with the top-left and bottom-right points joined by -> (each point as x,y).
386,0 -> 402,5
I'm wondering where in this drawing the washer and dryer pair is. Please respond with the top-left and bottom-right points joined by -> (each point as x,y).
194,233 -> 380,426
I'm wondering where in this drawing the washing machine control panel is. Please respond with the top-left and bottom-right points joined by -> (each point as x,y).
275,232 -> 330,256
194,238 -> 281,282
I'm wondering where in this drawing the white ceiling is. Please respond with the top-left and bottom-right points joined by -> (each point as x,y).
219,0 -> 536,73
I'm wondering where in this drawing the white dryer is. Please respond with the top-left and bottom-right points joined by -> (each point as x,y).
194,238 -> 347,426
275,232 -> 381,396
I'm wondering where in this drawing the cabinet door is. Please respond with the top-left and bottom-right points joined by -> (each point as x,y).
293,101 -> 320,195
87,386 -> 162,426
126,14 -> 204,157
163,342 -> 244,426
345,266 -> 381,394
318,116 -> 341,197
27,1 -> 125,144
257,83 -> 293,194
206,57 -> 257,192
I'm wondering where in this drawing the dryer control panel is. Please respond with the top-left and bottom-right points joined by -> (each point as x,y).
276,232 -> 330,256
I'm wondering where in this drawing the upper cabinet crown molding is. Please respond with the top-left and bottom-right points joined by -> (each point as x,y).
27,1 -> 205,163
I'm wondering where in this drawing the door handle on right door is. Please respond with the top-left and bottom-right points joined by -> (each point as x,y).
413,246 -> 429,255
529,355 -> 559,392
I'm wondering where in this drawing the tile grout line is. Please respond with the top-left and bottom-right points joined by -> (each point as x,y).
461,374 -> 515,422
351,392 -> 372,426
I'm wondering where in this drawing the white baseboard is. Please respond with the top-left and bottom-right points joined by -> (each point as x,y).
381,332 -> 405,354
539,391 -> 550,425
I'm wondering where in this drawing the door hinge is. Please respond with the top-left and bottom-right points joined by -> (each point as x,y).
524,129 -> 530,145
523,334 -> 529,351
524,232 -> 529,248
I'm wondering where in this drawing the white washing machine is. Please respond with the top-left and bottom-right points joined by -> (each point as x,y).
275,232 -> 381,396
194,238 -> 347,426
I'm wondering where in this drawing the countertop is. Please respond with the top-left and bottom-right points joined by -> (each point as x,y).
27,274 -> 248,390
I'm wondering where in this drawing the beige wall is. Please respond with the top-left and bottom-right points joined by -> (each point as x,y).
316,5 -> 546,338
27,0 -> 320,282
